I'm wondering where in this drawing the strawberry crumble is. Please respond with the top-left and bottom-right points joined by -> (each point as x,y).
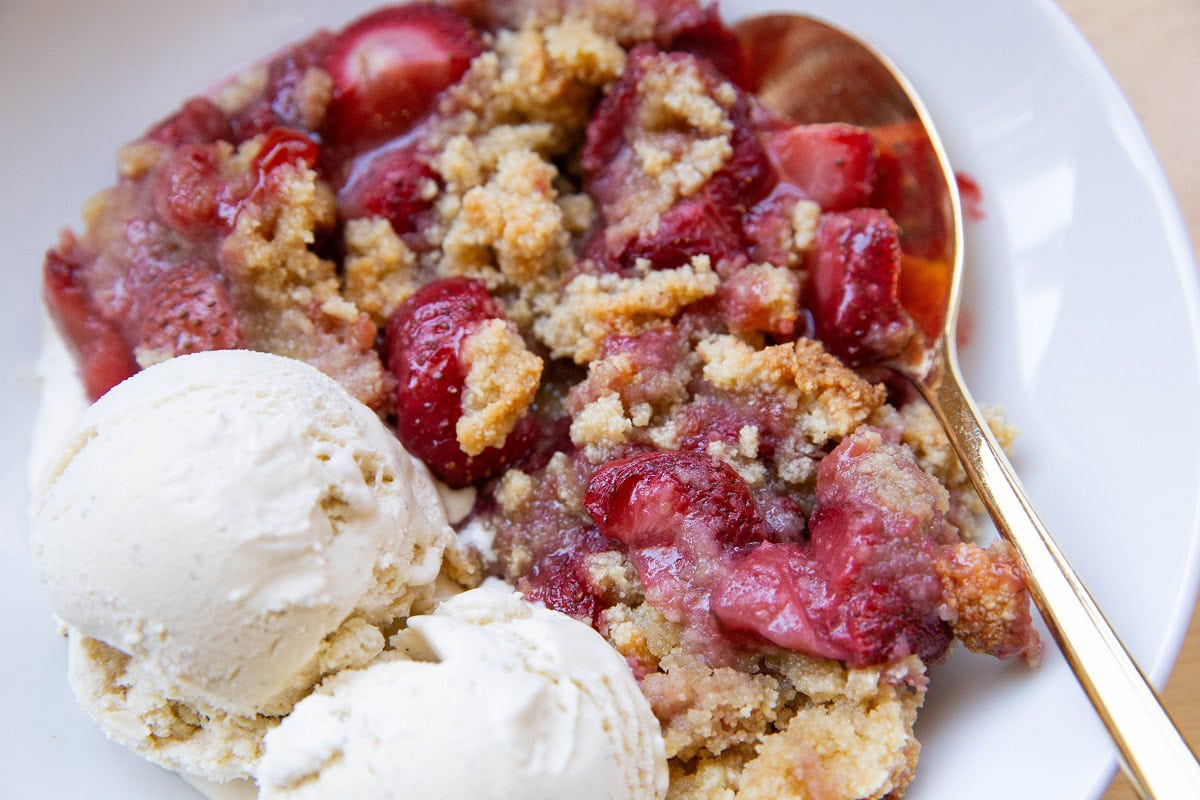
41,1 -> 1040,798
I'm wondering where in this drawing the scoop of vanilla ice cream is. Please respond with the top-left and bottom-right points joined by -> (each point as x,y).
30,350 -> 454,777
257,587 -> 669,800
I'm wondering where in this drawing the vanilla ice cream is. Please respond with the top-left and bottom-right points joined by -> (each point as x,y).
257,587 -> 669,800
30,350 -> 454,779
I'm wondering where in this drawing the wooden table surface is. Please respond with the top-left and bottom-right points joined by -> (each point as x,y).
1053,1 -> 1200,797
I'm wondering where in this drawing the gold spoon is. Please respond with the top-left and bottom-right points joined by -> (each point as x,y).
735,13 -> 1200,799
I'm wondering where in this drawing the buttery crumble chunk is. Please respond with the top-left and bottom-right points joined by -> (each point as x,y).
570,391 -> 635,459
697,335 -> 886,446
441,148 -> 570,288
898,400 -> 1018,532
601,601 -> 925,800
599,53 -> 736,251
457,318 -> 543,456
536,255 -> 720,362
342,217 -> 420,326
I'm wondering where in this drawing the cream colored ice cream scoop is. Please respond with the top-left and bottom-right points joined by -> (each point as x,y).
30,350 -> 452,721
257,587 -> 669,800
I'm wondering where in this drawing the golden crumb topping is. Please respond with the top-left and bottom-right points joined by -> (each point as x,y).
570,391 -> 635,458
457,318 -> 543,456
697,335 -> 886,446
602,601 -> 925,800
342,217 -> 419,326
442,148 -> 569,288
537,256 -> 720,362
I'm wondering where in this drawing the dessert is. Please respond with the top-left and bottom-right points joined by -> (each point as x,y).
33,0 -> 1042,797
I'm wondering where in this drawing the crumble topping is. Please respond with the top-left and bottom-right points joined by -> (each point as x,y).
537,255 -> 720,362
342,217 -> 420,326
697,335 -> 886,446
440,147 -> 570,293
457,317 -> 543,455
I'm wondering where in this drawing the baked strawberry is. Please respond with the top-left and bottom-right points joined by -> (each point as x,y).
585,452 -> 765,645
711,428 -> 955,666
324,4 -> 482,151
144,97 -> 231,147
582,48 -> 773,272
654,0 -> 752,88
337,142 -> 440,239
808,207 -> 916,365
384,278 -> 534,487
152,145 -> 225,233
136,264 -> 244,359
765,123 -> 876,212
43,248 -> 138,400
518,526 -> 621,625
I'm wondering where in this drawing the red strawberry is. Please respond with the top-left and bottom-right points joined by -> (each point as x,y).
765,123 -> 876,212
337,142 -> 440,239
518,527 -> 620,625
384,278 -> 534,487
808,208 -> 915,365
653,0 -> 752,89
43,248 -> 138,400
712,428 -> 955,667
324,4 -> 482,151
136,264 -> 243,358
145,97 -> 231,147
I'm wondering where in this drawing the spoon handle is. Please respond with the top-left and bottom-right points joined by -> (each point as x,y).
918,344 -> 1200,800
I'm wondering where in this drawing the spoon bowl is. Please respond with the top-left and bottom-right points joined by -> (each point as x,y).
736,13 -> 1200,799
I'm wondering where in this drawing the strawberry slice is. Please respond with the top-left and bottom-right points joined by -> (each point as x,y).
765,123 -> 876,212
809,208 -> 916,365
43,248 -> 138,400
337,142 -> 441,239
324,4 -> 482,151
136,264 -> 243,359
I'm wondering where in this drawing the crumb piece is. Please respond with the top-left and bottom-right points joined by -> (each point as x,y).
436,125 -> 560,195
791,199 -> 821,254
495,469 -> 535,516
543,15 -> 629,85
294,66 -> 334,131
570,391 -> 634,460
937,541 -> 1042,665
706,439 -> 768,488
342,217 -> 419,326
600,54 -> 735,248
558,191 -> 596,233
602,602 -> 683,673
537,255 -> 719,363
212,65 -> 268,114
899,401 -> 1017,534
457,318 -> 543,455
637,57 -> 733,135
583,550 -> 642,605
667,753 -> 743,800
697,335 -> 885,445
442,148 -> 568,285
441,18 -> 624,151
642,652 -> 784,761
117,141 -> 166,179
737,685 -> 921,800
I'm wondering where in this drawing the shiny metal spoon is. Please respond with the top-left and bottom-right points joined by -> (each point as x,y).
735,13 -> 1200,799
